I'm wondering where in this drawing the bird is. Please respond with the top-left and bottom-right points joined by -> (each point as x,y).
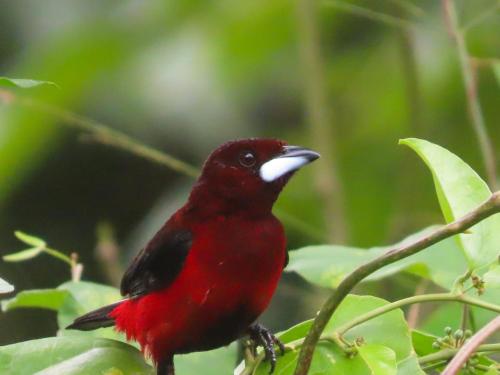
67,138 -> 319,375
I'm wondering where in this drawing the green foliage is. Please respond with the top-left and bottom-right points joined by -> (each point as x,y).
400,138 -> 500,269
250,295 -> 415,375
2,289 -> 68,311
0,337 -> 152,375
0,77 -> 59,89
3,231 -> 73,266
0,277 -> 238,374
287,228 -> 466,290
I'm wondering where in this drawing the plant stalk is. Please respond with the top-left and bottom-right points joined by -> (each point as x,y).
293,191 -> 500,375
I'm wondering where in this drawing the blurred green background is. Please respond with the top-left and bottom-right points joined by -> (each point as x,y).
0,0 -> 499,348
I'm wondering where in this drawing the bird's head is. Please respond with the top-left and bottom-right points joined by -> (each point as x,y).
189,138 -> 319,215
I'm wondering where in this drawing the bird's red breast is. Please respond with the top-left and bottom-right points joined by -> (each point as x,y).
111,211 -> 285,362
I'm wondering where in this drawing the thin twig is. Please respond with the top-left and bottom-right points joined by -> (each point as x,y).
296,0 -> 348,243
406,279 -> 428,329
324,0 -> 417,30
418,343 -> 500,366
442,316 -> 500,375
386,0 -> 425,17
462,2 -> 500,32
95,221 -> 123,287
334,292 -> 500,337
293,191 -> 500,375
0,89 -> 200,178
396,5 -> 423,134
442,0 -> 498,189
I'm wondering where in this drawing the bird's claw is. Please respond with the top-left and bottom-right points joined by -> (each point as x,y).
248,323 -> 285,374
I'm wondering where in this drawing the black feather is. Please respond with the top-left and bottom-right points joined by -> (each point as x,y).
120,229 -> 192,297
66,301 -> 121,331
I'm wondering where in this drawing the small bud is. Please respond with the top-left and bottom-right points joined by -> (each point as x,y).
464,330 -> 473,338
454,329 -> 464,339
444,326 -> 453,335
432,342 -> 441,349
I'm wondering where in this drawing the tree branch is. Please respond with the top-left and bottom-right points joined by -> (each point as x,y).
296,0 -> 347,243
442,315 -> 500,375
293,191 -> 500,375
442,0 -> 498,189
0,89 -> 200,178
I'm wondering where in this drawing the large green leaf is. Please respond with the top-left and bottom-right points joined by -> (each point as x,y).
250,295 -> 412,375
1,289 -> 69,311
400,138 -> 500,269
287,227 -> 467,290
57,281 -> 126,342
176,344 -> 237,375
357,344 -> 396,375
484,264 -> 500,288
396,354 -> 425,375
0,277 -> 14,294
0,336 -> 151,375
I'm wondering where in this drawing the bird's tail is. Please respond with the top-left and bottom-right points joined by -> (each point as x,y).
66,301 -> 122,331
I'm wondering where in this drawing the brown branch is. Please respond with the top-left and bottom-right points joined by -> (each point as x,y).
442,315 -> 500,375
0,89 -> 200,179
293,191 -> 500,375
442,0 -> 498,189
296,0 -> 347,243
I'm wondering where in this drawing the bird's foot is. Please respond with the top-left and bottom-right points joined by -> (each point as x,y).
248,323 -> 285,374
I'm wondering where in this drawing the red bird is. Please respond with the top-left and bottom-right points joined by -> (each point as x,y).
68,138 -> 319,375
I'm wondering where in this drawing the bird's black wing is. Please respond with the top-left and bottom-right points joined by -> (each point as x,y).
120,228 -> 193,297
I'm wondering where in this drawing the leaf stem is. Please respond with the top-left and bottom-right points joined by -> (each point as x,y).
293,191 -> 500,375
418,343 -> 500,366
43,247 -> 73,266
442,316 -> 500,375
442,0 -> 498,189
0,89 -> 200,179
334,293 -> 500,337
323,0 -> 416,29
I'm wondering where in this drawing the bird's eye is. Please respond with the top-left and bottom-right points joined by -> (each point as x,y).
239,151 -> 256,168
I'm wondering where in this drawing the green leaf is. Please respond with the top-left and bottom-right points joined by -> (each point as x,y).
3,247 -> 43,262
57,281 -> 128,343
57,281 -> 121,328
14,231 -> 46,248
0,336 -> 151,375
357,344 -> 397,375
287,227 -> 467,290
0,77 -> 59,89
397,354 -> 425,375
400,138 -> 500,269
176,344 -> 237,375
252,295 -> 412,374
0,277 -> 14,294
411,330 -> 437,356
1,289 -> 69,312
494,63 -> 500,88
484,264 -> 500,288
